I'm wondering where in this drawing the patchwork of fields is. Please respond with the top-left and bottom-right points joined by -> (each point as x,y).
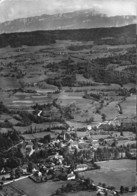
0,39 -> 136,196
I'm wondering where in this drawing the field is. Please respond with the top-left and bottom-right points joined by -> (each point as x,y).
81,160 -> 136,189
121,95 -> 136,118
11,178 -> 67,196
0,42 -> 136,125
66,191 -> 96,196
65,191 -> 136,196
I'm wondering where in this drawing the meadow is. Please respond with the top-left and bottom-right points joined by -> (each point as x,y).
81,160 -> 136,189
11,178 -> 67,196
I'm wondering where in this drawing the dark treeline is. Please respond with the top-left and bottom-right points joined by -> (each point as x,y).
0,24 -> 135,48
0,130 -> 20,150
45,47 -> 136,86
0,31 -> 56,48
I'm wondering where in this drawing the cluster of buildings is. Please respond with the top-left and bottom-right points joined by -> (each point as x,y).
0,122 -> 135,187
25,130 -> 97,182
0,128 -> 97,183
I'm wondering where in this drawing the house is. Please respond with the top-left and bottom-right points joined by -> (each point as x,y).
22,168 -> 27,174
128,148 -> 136,159
97,189 -> 106,196
54,152 -> 63,161
37,171 -> 42,177
64,165 -> 70,169
25,141 -> 35,156
53,165 -> 63,172
59,141 -> 67,148
78,140 -> 90,149
32,168 -> 38,174
0,168 -> 6,174
120,152 -> 126,158
74,164 -> 88,172
97,187 -> 116,196
67,141 -> 78,153
67,172 -> 76,181
48,152 -> 64,164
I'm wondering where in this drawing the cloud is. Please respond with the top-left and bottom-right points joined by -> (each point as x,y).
0,0 -> 6,4
0,0 -> 136,23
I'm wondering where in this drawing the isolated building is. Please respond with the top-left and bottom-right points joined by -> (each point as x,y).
67,171 -> 76,180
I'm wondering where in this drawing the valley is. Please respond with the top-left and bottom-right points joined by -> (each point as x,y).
0,25 -> 136,196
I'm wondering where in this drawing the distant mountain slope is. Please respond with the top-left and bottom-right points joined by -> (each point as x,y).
0,24 -> 136,48
0,9 -> 136,34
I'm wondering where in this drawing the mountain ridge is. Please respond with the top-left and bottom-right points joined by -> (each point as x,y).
0,9 -> 136,34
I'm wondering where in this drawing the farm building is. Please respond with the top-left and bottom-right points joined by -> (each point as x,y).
67,172 -> 76,180
74,164 -> 88,172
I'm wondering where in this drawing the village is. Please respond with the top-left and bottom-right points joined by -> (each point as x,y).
0,118 -> 136,196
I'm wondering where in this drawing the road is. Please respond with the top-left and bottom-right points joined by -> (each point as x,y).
3,174 -> 33,186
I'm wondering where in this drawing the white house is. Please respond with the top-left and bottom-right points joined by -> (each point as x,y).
0,168 -> 6,174
32,168 -> 38,174
67,172 -> 76,181
38,171 -> 42,177
74,164 -> 88,172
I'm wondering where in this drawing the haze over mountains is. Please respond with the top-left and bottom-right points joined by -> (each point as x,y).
0,9 -> 136,34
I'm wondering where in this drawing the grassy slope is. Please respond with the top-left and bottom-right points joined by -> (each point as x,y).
0,41 -> 136,131
12,178 -> 67,196
81,160 -> 136,189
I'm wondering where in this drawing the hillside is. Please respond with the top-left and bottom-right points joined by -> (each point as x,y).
0,24 -> 136,48
0,37 -> 136,130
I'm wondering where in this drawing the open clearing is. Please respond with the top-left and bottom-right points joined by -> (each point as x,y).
65,191 -> 135,196
81,160 -> 136,189
11,178 -> 67,196
121,95 -> 136,118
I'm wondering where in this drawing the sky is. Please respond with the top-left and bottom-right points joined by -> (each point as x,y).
0,0 -> 136,23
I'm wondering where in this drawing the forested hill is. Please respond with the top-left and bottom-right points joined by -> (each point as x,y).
0,24 -> 136,48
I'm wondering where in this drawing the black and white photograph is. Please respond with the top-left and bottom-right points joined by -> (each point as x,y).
0,0 -> 136,196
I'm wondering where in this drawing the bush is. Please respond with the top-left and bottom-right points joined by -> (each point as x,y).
1,177 -> 6,181
131,186 -> 136,192
124,187 -> 129,192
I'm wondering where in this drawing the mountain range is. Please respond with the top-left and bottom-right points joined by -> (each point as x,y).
0,9 -> 136,34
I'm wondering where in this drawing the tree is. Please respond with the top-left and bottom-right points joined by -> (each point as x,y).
28,162 -> 35,173
15,147 -> 24,159
124,187 -> 129,193
101,113 -> 106,122
66,183 -> 73,191
131,186 -> 136,192
1,177 -> 6,181
56,189 -> 62,195
85,177 -> 94,188
10,169 -> 16,180
102,183 -> 106,188
6,157 -> 21,169
120,130 -> 124,136
110,186 -> 115,191
0,158 -> 4,170
0,182 -> 3,190
104,189 -> 108,196
98,182 -> 102,187
0,102 -> 9,114
120,186 -> 124,194
42,134 -> 51,143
